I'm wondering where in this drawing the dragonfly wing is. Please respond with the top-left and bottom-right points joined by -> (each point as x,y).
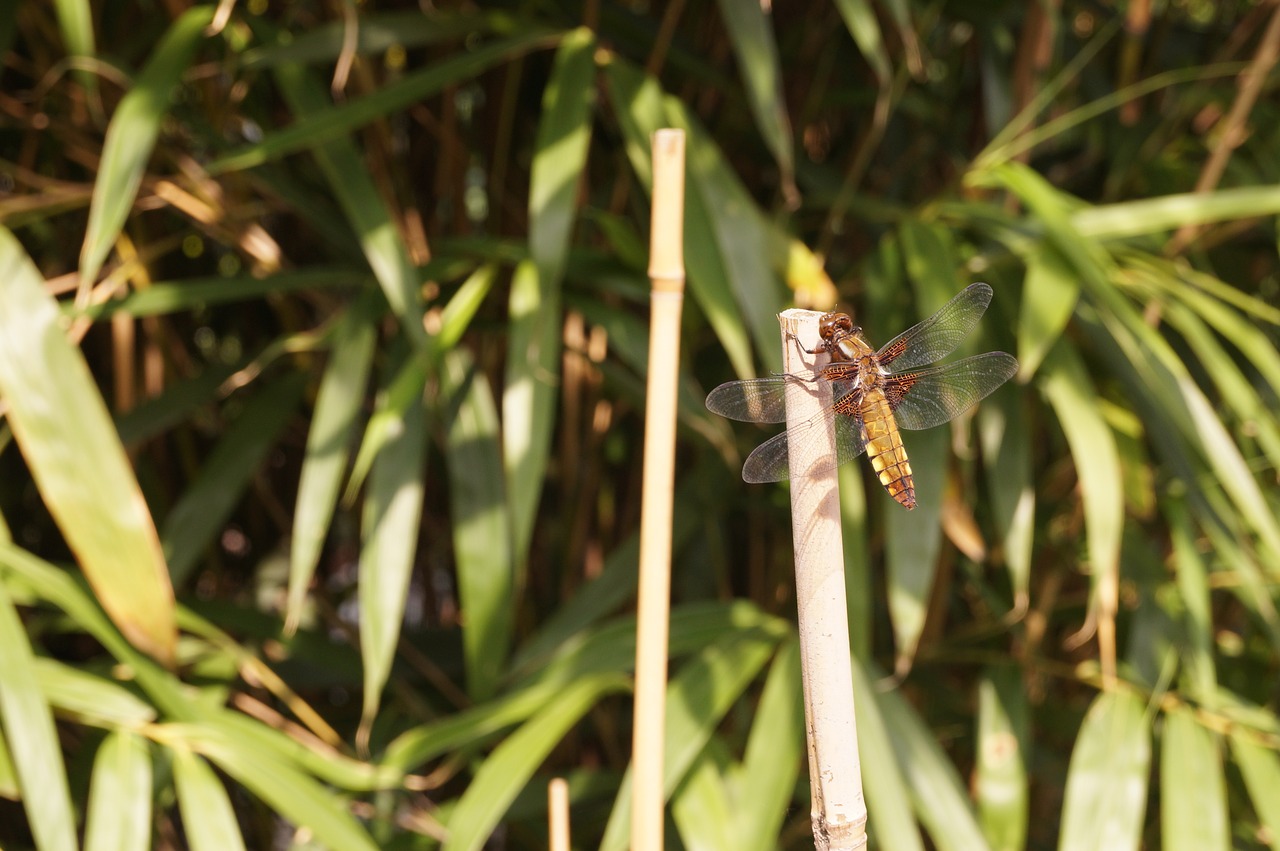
876,282 -> 994,371
705,376 -> 791,423
741,390 -> 869,482
888,352 -> 1018,431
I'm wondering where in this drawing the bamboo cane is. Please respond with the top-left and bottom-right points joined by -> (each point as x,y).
548,777 -> 570,851
630,128 -> 686,851
779,308 -> 868,849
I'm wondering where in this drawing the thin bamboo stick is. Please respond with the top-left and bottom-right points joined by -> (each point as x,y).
548,777 -> 570,851
779,308 -> 868,850
630,128 -> 686,851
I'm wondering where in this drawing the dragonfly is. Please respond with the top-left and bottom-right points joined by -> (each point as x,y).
705,282 -> 1018,509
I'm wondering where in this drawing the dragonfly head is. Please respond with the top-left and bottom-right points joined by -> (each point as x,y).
817,312 -> 860,342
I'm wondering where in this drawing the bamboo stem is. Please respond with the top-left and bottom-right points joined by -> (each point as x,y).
630,128 -> 686,851
548,777 -> 570,851
779,308 -> 868,850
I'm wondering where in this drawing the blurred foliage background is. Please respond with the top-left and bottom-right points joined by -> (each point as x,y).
2,0 -> 1280,848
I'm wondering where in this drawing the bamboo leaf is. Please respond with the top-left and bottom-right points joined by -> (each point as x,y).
288,305 -> 377,631
601,58 -> 756,378
849,658 -> 926,851
442,349 -> 514,701
79,6 -> 214,287
0,582 -> 77,851
979,386 -> 1034,610
173,748 -> 248,851
1017,248 -> 1079,379
714,0 -> 794,186
163,720 -> 380,851
359,373 -> 427,726
274,60 -> 425,346
672,752 -> 735,851
730,638 -> 804,851
0,227 -> 176,664
210,31 -> 558,174
442,673 -> 629,851
33,657 -> 157,727
975,668 -> 1028,851
1039,342 -> 1124,613
161,373 -> 308,585
600,628 -> 781,851
1059,691 -> 1150,851
1229,730 -> 1280,849
1160,707 -> 1229,851
84,731 -> 151,851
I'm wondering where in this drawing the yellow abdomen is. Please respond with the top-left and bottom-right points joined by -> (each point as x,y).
861,390 -> 915,509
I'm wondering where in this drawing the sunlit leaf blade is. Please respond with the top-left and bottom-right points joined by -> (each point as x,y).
274,60 -> 425,347
161,373 -> 308,586
163,720 -> 379,851
84,731 -> 151,851
979,387 -> 1034,611
79,6 -> 213,287
0,227 -> 176,663
359,377 -> 426,727
713,0 -> 794,189
442,673 -> 629,851
672,752 -> 735,850
1017,248 -> 1079,379
52,0 -> 96,97
975,668 -> 1028,851
849,659 -> 926,851
885,427 -> 946,668
173,748 -> 248,851
1059,691 -> 1150,851
443,349 -> 514,701
601,58 -> 755,378
832,0 -> 891,83
872,658 -> 990,851
33,657 -> 156,727
599,628 -> 782,851
0,582 -> 78,851
288,306 -> 377,631
1229,729 -> 1280,848
731,638 -> 803,851
1039,342 -> 1123,611
1160,707 -> 1229,851
1166,502 -> 1217,700
81,269 -> 365,320
210,31 -> 558,174
1071,185 -> 1280,240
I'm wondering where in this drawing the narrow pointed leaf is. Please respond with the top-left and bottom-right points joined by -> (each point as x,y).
714,0 -> 794,185
1017,248 -> 1079,379
173,748 -> 248,851
1160,707 -> 1229,851
975,668 -> 1029,851
84,731 -> 151,851
1059,691 -> 1150,851
0,227 -> 176,663
79,6 -> 214,286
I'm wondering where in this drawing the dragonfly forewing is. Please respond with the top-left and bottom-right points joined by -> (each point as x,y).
876,282 -> 994,371
704,376 -> 791,424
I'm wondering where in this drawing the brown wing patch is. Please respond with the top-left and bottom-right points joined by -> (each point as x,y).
884,372 -> 920,410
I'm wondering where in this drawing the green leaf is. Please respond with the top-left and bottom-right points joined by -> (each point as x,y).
871,658 -> 990,851
978,387 -> 1034,611
730,638 -> 804,850
1059,691 -> 1150,851
600,628 -> 782,850
442,349 -> 514,701
0,582 -> 77,851
1016,248 -> 1079,379
210,31 -> 558,174
274,60 -> 425,347
832,0 -> 891,83
162,719 -> 379,851
975,668 -> 1028,851
849,659 -> 926,851
1160,707 -> 1229,851
714,0 -> 794,188
33,657 -> 157,727
1039,342 -> 1124,613
1229,729 -> 1280,849
442,673 -> 629,851
1071,185 -> 1280,241
161,372 -> 308,585
79,6 -> 214,287
84,731 -> 151,851
359,373 -> 427,726
672,750 -> 735,851
600,58 -> 755,379
288,305 -> 378,631
173,747 -> 248,851
0,227 -> 176,664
